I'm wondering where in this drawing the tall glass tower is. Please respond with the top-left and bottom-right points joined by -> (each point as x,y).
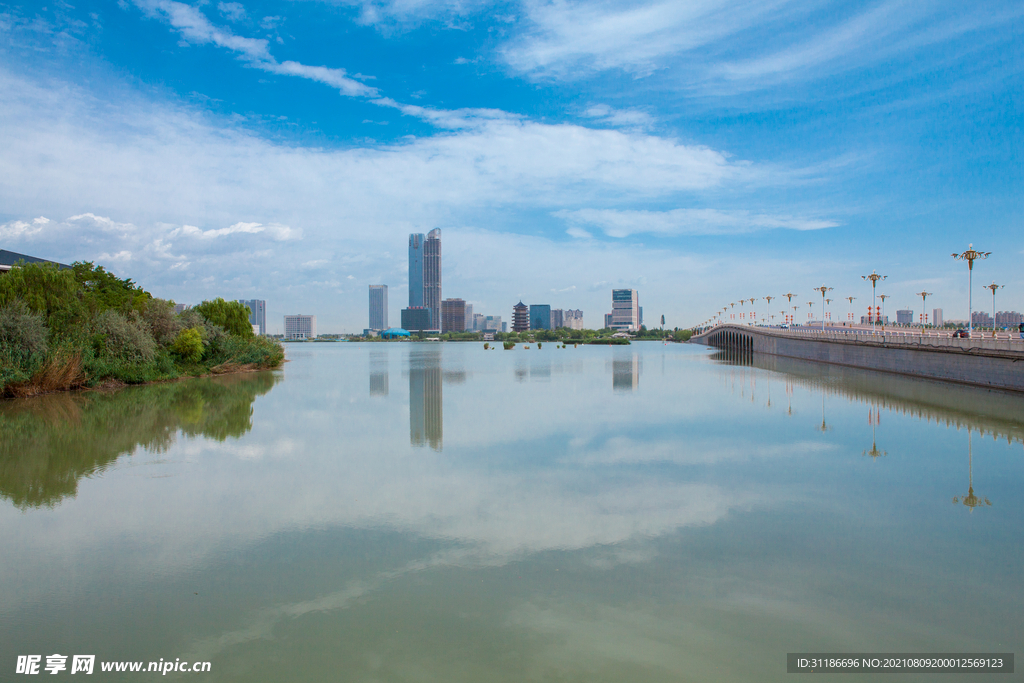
408,234 -> 424,308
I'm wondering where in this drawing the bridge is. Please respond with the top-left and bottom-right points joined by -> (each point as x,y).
691,324 -> 1024,393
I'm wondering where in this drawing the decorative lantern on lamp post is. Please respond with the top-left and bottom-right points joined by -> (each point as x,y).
861,271 -> 886,332
916,291 -> 933,326
952,244 -> 991,334
878,294 -> 890,329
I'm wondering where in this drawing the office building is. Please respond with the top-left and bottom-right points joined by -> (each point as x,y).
368,285 -> 388,331
565,309 -> 584,330
639,307 -> 643,327
610,289 -> 639,331
239,299 -> 266,336
933,308 -> 943,327
409,234 -> 424,308
464,304 -> 473,327
512,302 -> 529,332
401,306 -> 433,332
472,313 -> 485,331
604,313 -> 613,328
482,315 -> 502,331
441,298 -> 467,333
284,314 -> 317,339
550,309 -> 564,329
173,303 -> 190,314
530,304 -> 551,330
896,309 -> 913,324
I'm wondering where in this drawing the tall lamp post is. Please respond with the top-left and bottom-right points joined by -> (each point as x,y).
984,282 -> 1003,337
952,244 -> 990,334
806,301 -> 814,324
878,294 -> 890,329
846,296 -> 856,325
825,298 -> 833,326
861,271 -> 886,332
783,292 -> 798,325
748,298 -> 757,324
916,290 -> 933,326
764,296 -> 775,327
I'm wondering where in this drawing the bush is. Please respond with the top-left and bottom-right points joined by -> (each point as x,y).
172,327 -> 205,363
503,341 -> 515,350
194,298 -> 254,338
674,329 -> 693,341
92,310 -> 157,363
0,301 -> 49,362
144,298 -> 183,345
216,335 -> 285,368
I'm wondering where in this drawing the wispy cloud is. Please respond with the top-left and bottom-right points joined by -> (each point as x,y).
556,208 -> 839,237
133,0 -> 377,97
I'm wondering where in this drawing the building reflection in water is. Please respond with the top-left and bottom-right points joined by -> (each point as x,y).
369,347 -> 389,397
611,352 -> 640,392
409,345 -> 443,450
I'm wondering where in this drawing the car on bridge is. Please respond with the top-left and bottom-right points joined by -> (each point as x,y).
952,328 -> 969,338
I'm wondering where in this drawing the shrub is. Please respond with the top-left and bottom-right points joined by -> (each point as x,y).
193,298 -> 254,338
674,329 -> 693,341
0,262 -> 84,336
172,327 -> 205,363
216,335 -> 285,368
0,301 -> 49,362
144,298 -> 183,345
503,341 -> 515,350
483,342 -> 489,349
92,310 -> 157,363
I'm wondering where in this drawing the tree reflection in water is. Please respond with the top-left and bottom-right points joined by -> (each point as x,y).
0,371 -> 279,509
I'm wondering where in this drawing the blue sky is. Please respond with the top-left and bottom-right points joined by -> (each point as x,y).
0,0 -> 1021,331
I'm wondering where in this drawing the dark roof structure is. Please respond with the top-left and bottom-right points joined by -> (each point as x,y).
0,250 -> 71,272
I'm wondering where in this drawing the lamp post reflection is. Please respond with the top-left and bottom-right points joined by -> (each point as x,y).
953,429 -> 992,511
863,406 -> 886,460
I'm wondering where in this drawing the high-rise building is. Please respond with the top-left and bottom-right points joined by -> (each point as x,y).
896,309 -> 913,324
284,314 -> 317,339
972,311 -> 994,326
401,306 -> 433,332
238,299 -> 266,335
408,234 -> 424,308
564,309 -> 584,330
610,289 -> 639,331
464,304 -> 473,328
512,301 -> 529,332
424,228 -> 442,329
995,311 -> 1024,325
530,304 -> 551,330
933,308 -> 943,327
604,313 -> 613,328
368,285 -> 388,331
471,313 -> 484,331
483,315 -> 502,331
550,309 -> 564,329
441,298 -> 466,333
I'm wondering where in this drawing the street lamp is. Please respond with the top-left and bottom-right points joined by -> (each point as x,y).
825,298 -> 833,327
878,294 -> 890,329
846,296 -> 856,325
764,296 -> 775,327
783,292 -> 798,325
806,301 -> 814,324
952,244 -> 990,334
984,282 -> 1003,337
916,290 -> 933,326
861,271 -> 886,332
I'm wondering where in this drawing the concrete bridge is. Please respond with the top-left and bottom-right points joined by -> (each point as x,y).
691,324 -> 1024,393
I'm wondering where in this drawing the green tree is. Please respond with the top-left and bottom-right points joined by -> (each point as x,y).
194,298 -> 254,338
171,327 -> 205,363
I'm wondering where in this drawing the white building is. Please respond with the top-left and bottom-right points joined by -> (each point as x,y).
284,314 -> 317,339
564,309 -> 584,330
933,308 -> 943,327
610,289 -> 639,331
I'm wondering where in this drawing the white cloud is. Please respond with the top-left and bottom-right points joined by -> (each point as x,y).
0,216 -> 49,239
133,0 -> 377,97
217,1 -> 246,22
583,104 -> 654,129
555,208 -> 839,238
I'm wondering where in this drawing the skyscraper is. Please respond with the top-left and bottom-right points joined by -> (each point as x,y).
550,309 -> 564,329
408,234 -> 424,308
408,229 -> 441,329
368,285 -> 388,331
424,228 -> 442,328
238,299 -> 266,335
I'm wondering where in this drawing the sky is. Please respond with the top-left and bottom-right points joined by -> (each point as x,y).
0,0 -> 1021,332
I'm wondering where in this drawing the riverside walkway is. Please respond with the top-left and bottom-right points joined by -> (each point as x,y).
690,324 -> 1024,392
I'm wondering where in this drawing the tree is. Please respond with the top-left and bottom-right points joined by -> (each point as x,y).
194,298 -> 254,338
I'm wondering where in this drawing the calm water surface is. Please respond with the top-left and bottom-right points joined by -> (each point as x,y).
1,342 -> 1022,681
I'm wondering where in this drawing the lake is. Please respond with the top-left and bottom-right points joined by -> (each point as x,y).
1,341 -> 1021,681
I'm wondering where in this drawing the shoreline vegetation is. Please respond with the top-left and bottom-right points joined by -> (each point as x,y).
0,261 -> 284,399
346,328 -> 693,344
